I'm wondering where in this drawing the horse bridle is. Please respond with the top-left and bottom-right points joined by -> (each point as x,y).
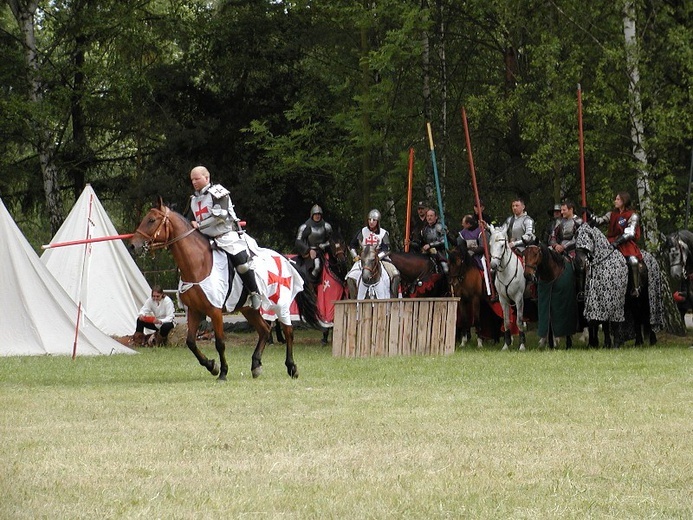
360,252 -> 382,286
134,207 -> 196,253
669,238 -> 689,275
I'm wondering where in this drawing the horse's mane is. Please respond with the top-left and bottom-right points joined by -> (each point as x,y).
160,204 -> 211,249
540,242 -> 565,266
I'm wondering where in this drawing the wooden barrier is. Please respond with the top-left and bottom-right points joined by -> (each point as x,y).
332,298 -> 459,357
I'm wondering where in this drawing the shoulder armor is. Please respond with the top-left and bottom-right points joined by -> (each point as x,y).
208,184 -> 230,199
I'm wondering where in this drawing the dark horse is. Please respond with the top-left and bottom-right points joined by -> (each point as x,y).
129,199 -> 320,381
575,225 -> 661,347
388,251 -> 448,297
447,248 -> 484,347
665,229 -> 693,320
523,244 -> 576,349
289,232 -> 348,344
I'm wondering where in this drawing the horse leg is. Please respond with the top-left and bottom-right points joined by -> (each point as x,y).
281,323 -> 299,379
321,327 -> 330,345
500,300 -> 512,350
516,299 -> 526,352
603,321 -> 614,348
242,309 -> 271,378
588,322 -> 599,348
566,335 -> 572,349
185,310 -> 220,377
275,320 -> 286,343
209,309 -> 228,381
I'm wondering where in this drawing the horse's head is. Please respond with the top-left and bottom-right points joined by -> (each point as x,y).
129,197 -> 184,255
360,245 -> 381,286
488,230 -> 508,272
523,245 -> 541,282
665,232 -> 687,280
327,232 -> 349,280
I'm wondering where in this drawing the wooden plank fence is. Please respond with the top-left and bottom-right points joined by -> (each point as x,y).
332,298 -> 459,357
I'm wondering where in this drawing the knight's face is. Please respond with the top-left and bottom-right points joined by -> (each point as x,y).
614,195 -> 624,210
425,211 -> 437,225
511,201 -> 524,215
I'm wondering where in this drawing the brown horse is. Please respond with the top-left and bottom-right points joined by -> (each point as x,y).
129,199 -> 319,381
388,251 -> 448,297
523,244 -> 576,348
447,249 -> 484,347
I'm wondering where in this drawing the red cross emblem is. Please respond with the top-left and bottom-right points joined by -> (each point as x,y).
194,201 -> 209,220
267,256 -> 292,304
364,232 -> 380,246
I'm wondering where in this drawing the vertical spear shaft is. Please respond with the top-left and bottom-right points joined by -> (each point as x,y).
405,147 -> 415,252
426,122 -> 449,251
578,84 -> 587,220
462,107 -> 495,297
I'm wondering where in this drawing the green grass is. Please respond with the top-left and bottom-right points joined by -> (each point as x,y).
1,331 -> 691,519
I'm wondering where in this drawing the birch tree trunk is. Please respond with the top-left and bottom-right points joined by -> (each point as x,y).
623,1 -> 658,249
8,0 -> 63,233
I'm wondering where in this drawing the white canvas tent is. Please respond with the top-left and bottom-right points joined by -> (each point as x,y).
41,184 -> 151,336
0,198 -> 135,356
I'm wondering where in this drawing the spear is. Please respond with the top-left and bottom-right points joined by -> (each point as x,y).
426,122 -> 449,251
578,84 -> 587,220
405,147 -> 415,252
461,107 -> 495,298
42,233 -> 134,249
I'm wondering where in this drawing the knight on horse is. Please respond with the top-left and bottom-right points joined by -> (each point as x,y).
295,204 -> 333,281
413,208 -> 449,274
548,200 -> 582,258
346,209 -> 400,297
589,191 -> 643,297
189,165 -> 261,310
496,197 -> 536,254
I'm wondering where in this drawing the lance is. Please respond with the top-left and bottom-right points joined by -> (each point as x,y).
462,107 -> 495,298
426,122 -> 449,251
42,233 -> 135,250
405,147 -> 415,252
577,84 -> 587,220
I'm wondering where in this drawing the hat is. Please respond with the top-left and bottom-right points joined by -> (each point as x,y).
417,201 -> 427,208
547,203 -> 561,216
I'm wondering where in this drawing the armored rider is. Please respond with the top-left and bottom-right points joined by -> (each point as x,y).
590,191 -> 643,296
189,165 -> 261,310
347,209 -> 400,295
549,200 -> 582,258
497,197 -> 536,253
418,209 -> 449,274
295,205 -> 333,279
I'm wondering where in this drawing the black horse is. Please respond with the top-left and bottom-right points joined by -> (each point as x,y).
284,232 -> 348,345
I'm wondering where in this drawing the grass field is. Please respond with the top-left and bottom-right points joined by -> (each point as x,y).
1,330 -> 691,519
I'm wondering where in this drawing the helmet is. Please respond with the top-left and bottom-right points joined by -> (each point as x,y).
310,204 -> 323,216
368,209 -> 381,222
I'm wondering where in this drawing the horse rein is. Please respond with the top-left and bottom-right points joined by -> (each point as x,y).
135,207 -> 196,252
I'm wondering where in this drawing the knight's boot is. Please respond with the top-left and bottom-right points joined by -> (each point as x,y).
311,259 -> 321,279
628,256 -> 640,297
232,251 -> 262,309
239,269 -> 262,309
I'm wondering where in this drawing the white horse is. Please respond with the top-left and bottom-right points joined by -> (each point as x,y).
489,228 -> 527,350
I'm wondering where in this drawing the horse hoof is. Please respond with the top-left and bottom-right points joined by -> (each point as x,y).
519,344 -> 526,351
476,339 -> 483,348
217,375 -> 227,382
289,367 -> 299,379
209,360 -> 220,376
502,344 -> 509,351
252,366 -> 263,379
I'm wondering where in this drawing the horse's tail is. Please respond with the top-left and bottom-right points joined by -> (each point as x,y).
295,270 -> 322,329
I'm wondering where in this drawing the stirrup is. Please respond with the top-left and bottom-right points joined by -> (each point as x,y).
249,292 -> 262,310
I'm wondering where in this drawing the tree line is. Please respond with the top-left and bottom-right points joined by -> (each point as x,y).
1,0 -> 691,256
